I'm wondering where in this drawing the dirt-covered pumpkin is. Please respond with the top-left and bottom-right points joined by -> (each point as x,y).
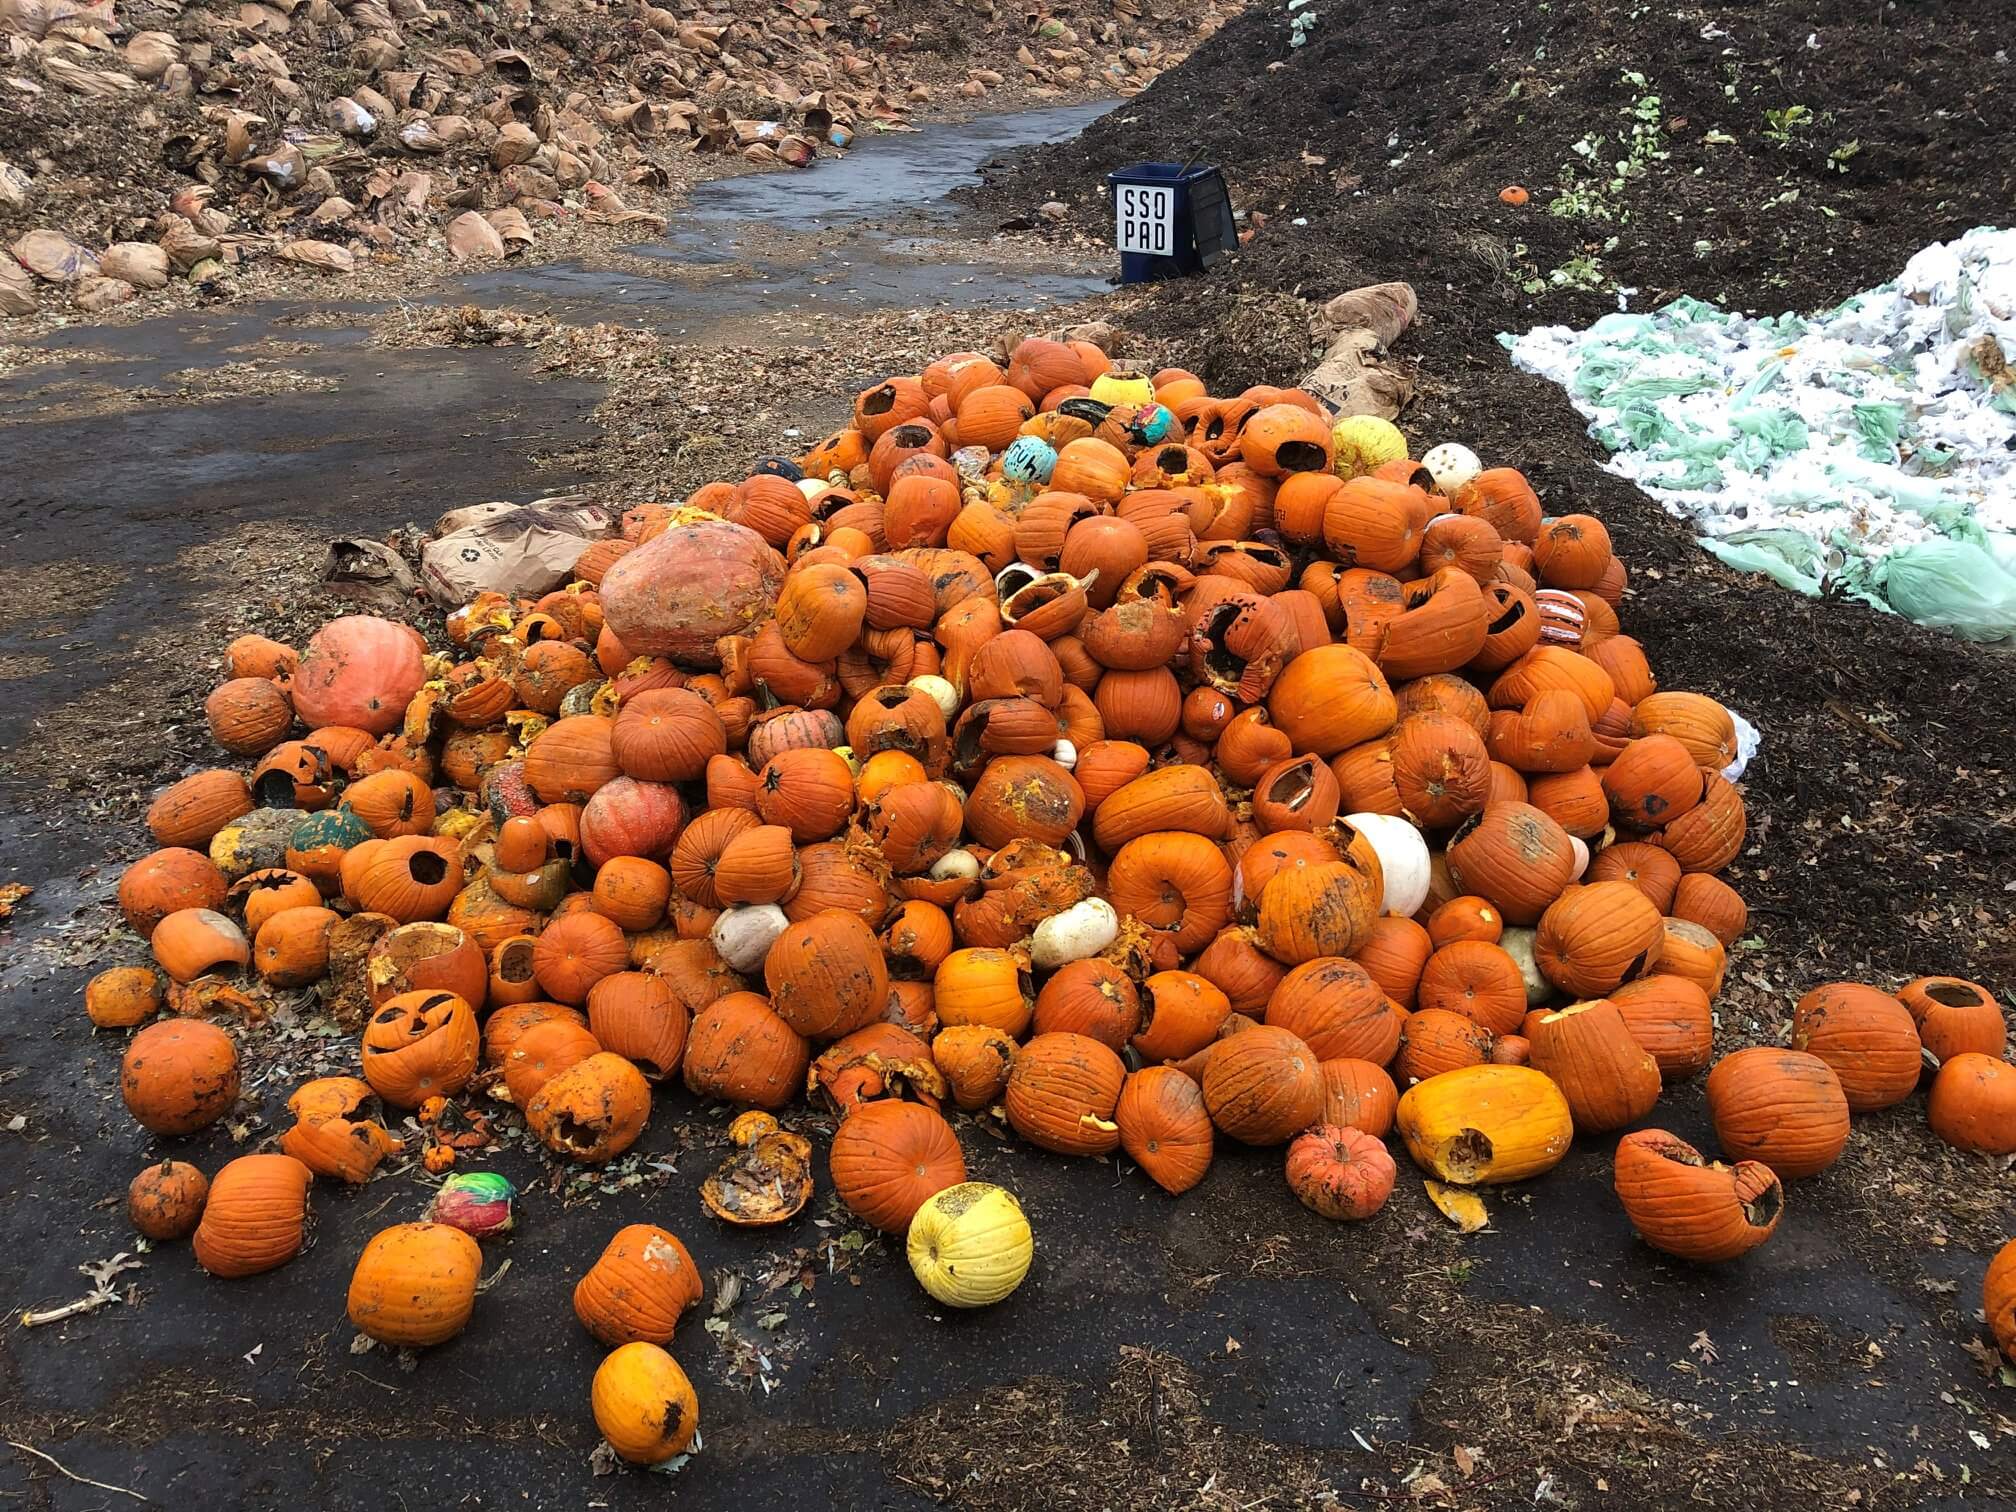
128,1159 -> 209,1240
121,1018 -> 240,1135
1284,1124 -> 1396,1219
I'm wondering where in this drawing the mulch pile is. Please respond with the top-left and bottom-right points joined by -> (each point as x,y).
971,0 -> 2016,994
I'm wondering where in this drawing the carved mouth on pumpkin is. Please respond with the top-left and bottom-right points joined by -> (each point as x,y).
1274,440 -> 1329,473
548,1112 -> 605,1154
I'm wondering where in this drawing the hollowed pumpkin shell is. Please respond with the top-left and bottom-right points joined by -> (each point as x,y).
1613,1128 -> 1783,1263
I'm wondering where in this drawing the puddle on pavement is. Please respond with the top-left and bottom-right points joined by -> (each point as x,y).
453,100 -> 1116,333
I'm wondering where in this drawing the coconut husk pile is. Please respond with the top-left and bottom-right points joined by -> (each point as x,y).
0,0 -> 1234,317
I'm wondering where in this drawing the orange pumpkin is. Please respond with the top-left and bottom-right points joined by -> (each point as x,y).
128,1159 -> 209,1240
1528,998 -> 1661,1131
1285,1124 -> 1396,1219
1705,1048 -> 1850,1179
828,1101 -> 967,1231
1416,941 -> 1527,1036
121,1018 -> 240,1135
526,1052 -> 652,1162
1254,857 -> 1379,964
1134,971 -> 1234,1062
1005,1032 -> 1126,1156
1533,881 -> 1664,997
1613,1129 -> 1782,1263
119,848 -> 229,935
1445,802 -> 1578,925
1032,959 -> 1141,1051
1263,957 -> 1400,1064
1790,982 -> 1921,1112
1115,1066 -> 1214,1194
574,1224 -> 705,1346
1897,977 -> 2007,1065
1202,1025 -> 1324,1145
683,992 -> 809,1108
764,910 -> 889,1042
534,911 -> 631,1005
192,1152 -> 314,1277
1927,1054 -> 2016,1155
1317,1058 -> 1398,1136
1609,975 -> 1714,1081
931,1024 -> 1016,1111
360,990 -> 480,1108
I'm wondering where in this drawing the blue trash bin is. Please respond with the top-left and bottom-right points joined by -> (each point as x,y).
1106,162 -> 1237,283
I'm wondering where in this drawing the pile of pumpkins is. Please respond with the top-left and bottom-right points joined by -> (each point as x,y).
91,337 -> 2016,1463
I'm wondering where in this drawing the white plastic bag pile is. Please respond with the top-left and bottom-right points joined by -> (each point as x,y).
1503,227 -> 2016,641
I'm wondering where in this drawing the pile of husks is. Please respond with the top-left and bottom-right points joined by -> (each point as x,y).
95,337 -> 2016,1466
0,0 -> 1226,317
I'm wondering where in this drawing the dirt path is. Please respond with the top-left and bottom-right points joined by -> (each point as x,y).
1,100 -> 2012,1512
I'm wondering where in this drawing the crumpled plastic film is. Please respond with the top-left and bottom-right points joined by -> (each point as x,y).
1503,226 -> 2016,641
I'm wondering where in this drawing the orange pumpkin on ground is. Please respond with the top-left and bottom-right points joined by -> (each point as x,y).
1704,1048 -> 1850,1179
1115,1066 -> 1214,1195
1612,1129 -> 1783,1263
828,1101 -> 967,1231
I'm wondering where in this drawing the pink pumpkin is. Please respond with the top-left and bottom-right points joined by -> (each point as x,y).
598,520 -> 786,665
292,617 -> 427,735
580,777 -> 688,867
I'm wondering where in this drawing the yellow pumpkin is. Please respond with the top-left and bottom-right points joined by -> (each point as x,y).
591,1341 -> 700,1465
905,1181 -> 1033,1308
1393,1064 -> 1573,1184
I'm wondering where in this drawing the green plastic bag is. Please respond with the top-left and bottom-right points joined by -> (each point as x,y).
1857,538 -> 2016,642
1697,530 -> 1830,596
